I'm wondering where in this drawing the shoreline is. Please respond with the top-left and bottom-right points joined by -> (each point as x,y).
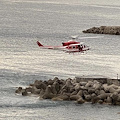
15,77 -> 120,106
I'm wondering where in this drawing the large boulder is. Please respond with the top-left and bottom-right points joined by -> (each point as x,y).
30,86 -> 41,94
85,81 -> 93,88
93,81 -> 101,90
97,93 -> 111,100
110,92 -> 119,105
77,97 -> 85,104
70,95 -> 80,101
79,82 -> 87,86
74,83 -> 81,91
53,81 -> 60,93
105,96 -> 112,104
15,87 -> 23,93
88,88 -> 96,94
41,85 -> 55,99
102,84 -> 109,92
22,89 -> 28,96
98,100 -> 104,104
47,79 -> 54,85
84,94 -> 92,101
71,90 -> 78,95
91,96 -> 99,104
39,89 -> 45,97
52,94 -> 69,101
77,90 -> 83,97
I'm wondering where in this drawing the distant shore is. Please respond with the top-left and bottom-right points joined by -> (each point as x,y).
15,76 -> 120,106
83,26 -> 120,35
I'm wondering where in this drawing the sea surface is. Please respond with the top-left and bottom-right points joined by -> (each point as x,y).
0,0 -> 120,119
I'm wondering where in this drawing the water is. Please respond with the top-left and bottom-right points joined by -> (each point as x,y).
0,0 -> 120,119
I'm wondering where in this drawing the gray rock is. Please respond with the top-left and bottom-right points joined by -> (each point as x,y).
70,95 -> 80,101
106,96 -> 112,104
84,94 -> 91,101
41,85 -> 55,99
98,100 -> 104,104
85,81 -> 93,88
22,89 -> 28,96
15,87 -> 22,93
77,97 -> 85,104
88,88 -> 95,94
97,93 -> 111,100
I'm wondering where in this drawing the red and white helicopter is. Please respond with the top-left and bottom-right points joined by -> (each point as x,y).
37,36 -> 90,53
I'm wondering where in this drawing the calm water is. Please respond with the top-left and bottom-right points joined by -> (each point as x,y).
0,0 -> 120,119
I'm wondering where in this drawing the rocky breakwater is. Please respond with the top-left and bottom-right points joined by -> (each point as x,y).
83,26 -> 120,35
15,77 -> 120,105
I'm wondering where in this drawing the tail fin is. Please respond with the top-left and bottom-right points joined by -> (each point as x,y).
37,41 -> 43,47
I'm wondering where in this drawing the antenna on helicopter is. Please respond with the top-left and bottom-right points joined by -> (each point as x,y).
117,74 -> 118,80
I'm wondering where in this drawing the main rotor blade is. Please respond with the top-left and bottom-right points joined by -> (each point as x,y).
78,36 -> 104,39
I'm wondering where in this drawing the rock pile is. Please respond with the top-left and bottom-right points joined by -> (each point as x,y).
83,26 -> 120,35
15,77 -> 120,105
